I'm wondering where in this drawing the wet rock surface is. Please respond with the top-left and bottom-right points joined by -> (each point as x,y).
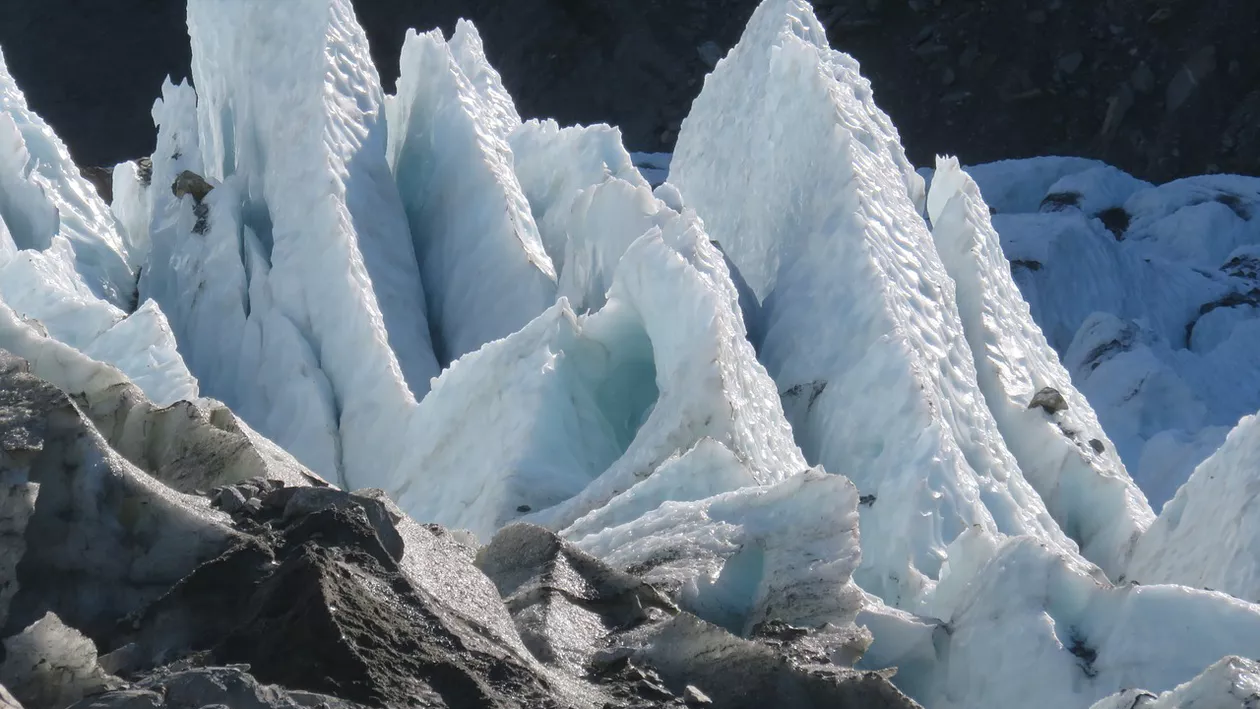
0,351 -> 920,708
2,0 -> 1256,182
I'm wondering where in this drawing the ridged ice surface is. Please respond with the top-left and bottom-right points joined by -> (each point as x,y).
927,157 -> 1153,579
4,0 -> 1260,707
671,0 -> 1073,612
387,23 -> 556,366
1126,414 -> 1260,601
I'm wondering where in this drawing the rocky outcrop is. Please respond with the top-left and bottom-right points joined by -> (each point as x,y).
0,352 -> 237,643
0,354 -> 920,708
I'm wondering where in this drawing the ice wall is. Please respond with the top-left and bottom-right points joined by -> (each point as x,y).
183,0 -> 440,481
671,0 -> 1073,611
388,25 -> 556,366
1126,413 -> 1260,601
0,48 -> 135,306
388,222 -> 807,541
510,118 -> 647,278
927,156 -> 1154,578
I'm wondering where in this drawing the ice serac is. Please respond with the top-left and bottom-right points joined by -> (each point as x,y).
510,118 -> 647,276
386,222 -> 806,542
987,162 -> 1260,505
671,0 -> 1072,611
387,24 -> 556,366
570,465 -> 867,639
0,47 -> 134,305
1126,414 -> 1260,601
904,535 -> 1260,709
1090,656 -> 1260,709
927,156 -> 1154,578
186,0 -> 440,483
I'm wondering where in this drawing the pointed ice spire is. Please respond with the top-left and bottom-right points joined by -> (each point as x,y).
387,24 -> 556,366
928,156 -> 1155,579
0,47 -> 135,307
184,0 -> 440,481
671,0 -> 1074,611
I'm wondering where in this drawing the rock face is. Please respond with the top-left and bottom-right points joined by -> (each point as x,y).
2,0 -> 1256,181
0,351 -> 920,709
0,351 -> 237,644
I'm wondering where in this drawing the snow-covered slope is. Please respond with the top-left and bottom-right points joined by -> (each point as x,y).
671,0 -> 1073,612
901,535 -> 1260,709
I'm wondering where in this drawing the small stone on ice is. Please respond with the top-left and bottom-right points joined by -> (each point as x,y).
1089,438 -> 1106,454
1028,387 -> 1068,414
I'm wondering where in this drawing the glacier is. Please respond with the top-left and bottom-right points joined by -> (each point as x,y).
670,0 -> 1075,612
2,0 -> 1260,706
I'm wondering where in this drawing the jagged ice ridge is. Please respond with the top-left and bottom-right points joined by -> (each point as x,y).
1,0 -> 1260,707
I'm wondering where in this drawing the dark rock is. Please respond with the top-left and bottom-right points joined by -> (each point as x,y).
171,170 -> 213,203
1040,192 -> 1082,212
1057,51 -> 1084,75
213,486 -> 247,515
1095,207 -> 1131,239
1028,387 -> 1069,414
66,666 -> 368,708
1185,289 -> 1260,346
0,358 -> 921,709
191,202 -> 210,236
1166,46 -> 1217,114
80,166 -> 114,204
481,524 -> 918,709
1131,61 -> 1155,94
1222,252 -> 1260,281
136,157 -> 153,188
1089,439 -> 1106,454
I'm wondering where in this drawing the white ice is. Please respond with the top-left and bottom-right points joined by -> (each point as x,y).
671,0 -> 1073,612
0,48 -> 135,305
1091,656 -> 1260,709
927,156 -> 1153,578
387,23 -> 556,366
1126,413 -> 1260,602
